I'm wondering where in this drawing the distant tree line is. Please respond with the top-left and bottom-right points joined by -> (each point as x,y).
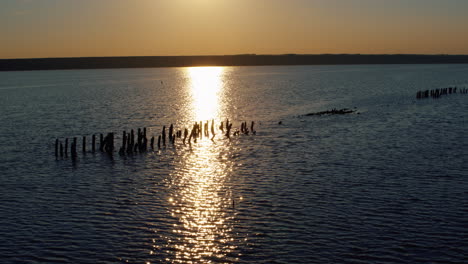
1,54 -> 468,71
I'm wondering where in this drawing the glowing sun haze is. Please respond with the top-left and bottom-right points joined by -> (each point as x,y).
1,0 -> 468,59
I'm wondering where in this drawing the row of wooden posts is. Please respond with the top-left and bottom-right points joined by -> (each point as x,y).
54,119 -> 256,158
416,86 -> 468,99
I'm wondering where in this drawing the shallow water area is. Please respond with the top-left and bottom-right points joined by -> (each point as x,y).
0,64 -> 467,264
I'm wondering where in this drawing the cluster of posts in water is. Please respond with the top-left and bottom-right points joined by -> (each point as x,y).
54,119 -> 256,159
416,86 -> 468,99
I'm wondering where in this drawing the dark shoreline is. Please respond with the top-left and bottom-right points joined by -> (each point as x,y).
2,54 -> 468,71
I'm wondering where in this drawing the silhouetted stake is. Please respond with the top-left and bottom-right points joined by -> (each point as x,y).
157,135 -> 161,149
150,136 -> 155,150
65,138 -> 68,156
137,128 -> 142,152
220,121 -> 224,132
72,137 -> 77,159
162,126 -> 166,147
192,124 -> 197,143
82,136 -> 86,153
143,127 -> 147,152
199,121 -> 203,138
211,119 -> 215,139
130,129 -> 135,148
143,137 -> 148,152
60,142 -> 63,157
169,124 -> 173,142
122,131 -> 127,152
183,128 -> 188,145
126,136 -> 131,154
99,134 -> 104,152
55,139 -> 59,157
226,122 -> 232,138
188,130 -> 193,146
108,133 -> 114,154
92,134 -> 96,153
129,129 -> 135,153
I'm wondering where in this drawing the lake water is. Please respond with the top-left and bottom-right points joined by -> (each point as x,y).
0,65 -> 467,264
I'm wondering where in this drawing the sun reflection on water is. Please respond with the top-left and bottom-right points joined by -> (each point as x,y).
188,67 -> 224,121
165,67 -> 238,263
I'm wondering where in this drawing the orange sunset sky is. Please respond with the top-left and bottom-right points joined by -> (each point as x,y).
1,0 -> 468,59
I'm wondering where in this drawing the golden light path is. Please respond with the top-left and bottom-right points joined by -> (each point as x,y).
165,67 -> 238,263
188,67 -> 224,121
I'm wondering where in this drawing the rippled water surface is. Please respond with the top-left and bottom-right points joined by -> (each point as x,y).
0,65 -> 467,264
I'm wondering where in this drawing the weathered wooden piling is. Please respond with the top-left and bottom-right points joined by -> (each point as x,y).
183,128 -> 188,144
82,136 -> 86,153
122,131 -> 127,151
105,133 -> 114,154
99,134 -> 104,152
169,124 -> 173,142
137,128 -> 142,152
55,139 -> 59,157
60,142 -> 63,157
143,128 -> 147,152
126,135 -> 131,154
92,134 -> 96,153
72,137 -> 77,158
150,136 -> 154,150
65,138 -> 68,156
162,126 -> 166,147
211,120 -> 215,138
128,129 -> 134,153
199,121 -> 203,138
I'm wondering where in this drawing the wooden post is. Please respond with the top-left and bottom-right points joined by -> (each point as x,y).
158,135 -> 161,149
82,136 -> 86,153
150,136 -> 154,150
55,139 -> 59,157
65,138 -> 68,156
109,133 -> 114,153
122,131 -> 127,152
143,127 -> 147,152
183,128 -> 188,145
126,136 -> 132,154
211,120 -> 215,138
99,134 -> 104,152
169,124 -> 173,142
92,134 -> 96,153
199,121 -> 203,139
129,129 -> 135,154
72,137 -> 77,159
162,126 -> 166,147
136,128 -> 142,152
60,142 -> 63,157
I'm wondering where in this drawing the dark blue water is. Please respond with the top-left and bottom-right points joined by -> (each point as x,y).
0,65 -> 467,263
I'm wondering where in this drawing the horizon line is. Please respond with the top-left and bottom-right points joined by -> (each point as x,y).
2,53 -> 468,61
